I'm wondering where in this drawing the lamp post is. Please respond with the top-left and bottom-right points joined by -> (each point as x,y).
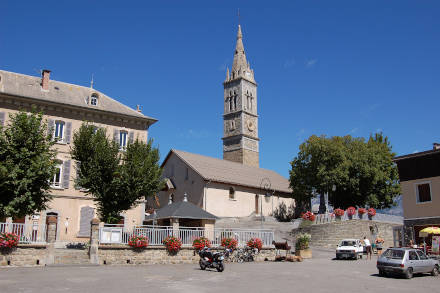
260,178 -> 272,229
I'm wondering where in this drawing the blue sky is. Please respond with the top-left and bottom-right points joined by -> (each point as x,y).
1,1 -> 439,178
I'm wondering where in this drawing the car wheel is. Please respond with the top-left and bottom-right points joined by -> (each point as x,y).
431,265 -> 439,276
379,269 -> 386,277
405,268 -> 413,279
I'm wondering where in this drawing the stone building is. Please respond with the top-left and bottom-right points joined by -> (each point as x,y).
156,25 -> 294,219
0,69 -> 157,243
394,143 -> 440,246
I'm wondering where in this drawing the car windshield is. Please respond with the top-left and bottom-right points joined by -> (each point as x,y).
341,241 -> 356,246
382,249 -> 405,259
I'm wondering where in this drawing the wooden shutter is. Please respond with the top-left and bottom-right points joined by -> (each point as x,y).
0,112 -> 5,126
65,122 -> 72,143
62,160 -> 71,189
78,206 -> 95,237
418,184 -> 431,202
129,131 -> 134,144
47,119 -> 54,137
113,129 -> 119,145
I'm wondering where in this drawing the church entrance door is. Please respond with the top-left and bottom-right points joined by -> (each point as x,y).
255,195 -> 259,214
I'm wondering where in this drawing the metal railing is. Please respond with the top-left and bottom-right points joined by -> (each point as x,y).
99,224 -> 274,247
0,222 -> 47,244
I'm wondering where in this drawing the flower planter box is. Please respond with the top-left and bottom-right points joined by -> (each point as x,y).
295,248 -> 312,259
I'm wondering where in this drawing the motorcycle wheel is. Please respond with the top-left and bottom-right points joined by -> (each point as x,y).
216,263 -> 224,272
199,260 -> 206,270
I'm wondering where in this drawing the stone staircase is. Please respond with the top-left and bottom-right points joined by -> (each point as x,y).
53,248 -> 90,265
289,219 -> 400,250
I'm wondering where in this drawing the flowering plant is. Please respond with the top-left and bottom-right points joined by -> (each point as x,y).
358,208 -> 367,215
221,237 -> 238,251
346,207 -> 356,216
302,211 -> 316,221
0,232 -> 19,249
368,208 -> 376,217
163,236 -> 182,253
192,237 -> 211,251
334,208 -> 345,217
247,238 -> 263,251
128,235 -> 149,249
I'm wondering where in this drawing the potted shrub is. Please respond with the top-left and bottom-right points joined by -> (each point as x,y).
128,235 -> 149,250
295,233 -> 312,259
163,236 -> 182,255
247,238 -> 263,251
300,211 -> 316,227
367,208 -> 376,219
221,237 -> 238,251
192,236 -> 211,252
346,207 -> 356,220
358,208 -> 367,219
334,208 -> 345,221
0,232 -> 19,253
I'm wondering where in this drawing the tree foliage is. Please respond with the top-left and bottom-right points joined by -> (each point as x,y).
0,110 -> 57,219
289,133 -> 400,214
71,123 -> 163,223
271,202 -> 296,222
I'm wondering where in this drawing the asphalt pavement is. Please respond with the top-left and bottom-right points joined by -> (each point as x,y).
0,248 -> 438,293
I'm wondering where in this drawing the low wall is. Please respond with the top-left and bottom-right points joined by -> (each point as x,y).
0,244 -> 47,266
98,245 -> 276,265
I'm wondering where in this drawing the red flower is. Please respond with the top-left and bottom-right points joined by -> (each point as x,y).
247,238 -> 263,251
192,237 -> 211,251
163,236 -> 182,253
221,238 -> 238,251
128,235 -> 148,248
334,208 -> 345,217
367,208 -> 376,217
358,208 -> 367,215
302,211 -> 315,221
0,232 -> 19,248
346,207 -> 356,216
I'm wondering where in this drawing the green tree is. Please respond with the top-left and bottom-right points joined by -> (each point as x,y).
71,123 -> 163,223
289,133 -> 400,214
0,110 -> 57,219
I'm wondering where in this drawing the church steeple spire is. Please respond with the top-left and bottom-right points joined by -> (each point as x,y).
226,25 -> 255,83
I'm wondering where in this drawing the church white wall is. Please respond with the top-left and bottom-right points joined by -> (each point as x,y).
205,182 -> 294,218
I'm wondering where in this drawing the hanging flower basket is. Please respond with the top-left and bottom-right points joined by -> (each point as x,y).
334,208 -> 345,220
0,232 -> 19,253
358,208 -> 367,219
221,237 -> 238,251
192,237 -> 211,252
128,235 -> 149,249
368,208 -> 376,219
163,236 -> 182,254
346,207 -> 356,219
247,238 -> 263,251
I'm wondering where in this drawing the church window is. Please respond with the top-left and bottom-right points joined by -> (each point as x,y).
229,97 -> 232,111
185,167 -> 189,180
229,187 -> 235,200
233,96 -> 237,110
90,93 -> 99,106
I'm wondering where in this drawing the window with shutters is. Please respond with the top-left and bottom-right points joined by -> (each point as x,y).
119,131 -> 128,150
78,206 -> 95,237
51,162 -> 63,188
54,121 -> 65,142
415,182 -> 432,203
90,93 -> 99,106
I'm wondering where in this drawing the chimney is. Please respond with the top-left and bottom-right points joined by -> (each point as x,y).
433,143 -> 440,150
41,69 -> 51,90
136,105 -> 142,113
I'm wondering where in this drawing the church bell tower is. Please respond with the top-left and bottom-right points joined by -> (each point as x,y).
222,25 -> 259,167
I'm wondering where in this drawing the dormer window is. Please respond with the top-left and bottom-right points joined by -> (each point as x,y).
90,94 -> 99,106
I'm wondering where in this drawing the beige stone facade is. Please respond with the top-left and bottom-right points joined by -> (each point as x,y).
400,176 -> 440,220
0,69 -> 157,243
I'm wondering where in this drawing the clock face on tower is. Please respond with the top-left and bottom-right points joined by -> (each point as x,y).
246,119 -> 255,132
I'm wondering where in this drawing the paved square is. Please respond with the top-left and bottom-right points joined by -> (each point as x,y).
0,249 -> 438,293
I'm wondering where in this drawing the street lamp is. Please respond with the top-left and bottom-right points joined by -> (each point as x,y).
260,178 -> 272,229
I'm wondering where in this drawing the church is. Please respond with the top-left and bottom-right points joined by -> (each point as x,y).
157,25 -> 294,218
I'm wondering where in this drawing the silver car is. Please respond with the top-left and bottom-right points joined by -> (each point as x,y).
377,248 -> 439,279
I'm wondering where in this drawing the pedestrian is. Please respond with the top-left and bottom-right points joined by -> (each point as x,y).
363,236 -> 372,260
375,236 -> 384,256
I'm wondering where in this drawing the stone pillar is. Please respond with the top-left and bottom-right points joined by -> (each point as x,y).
171,218 -> 179,237
45,216 -> 57,265
89,218 -> 100,265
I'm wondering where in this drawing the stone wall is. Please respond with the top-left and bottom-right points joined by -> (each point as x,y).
98,246 -> 275,265
0,244 -> 47,266
290,220 -> 400,250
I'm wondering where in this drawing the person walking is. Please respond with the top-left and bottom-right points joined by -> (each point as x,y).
364,236 -> 372,260
375,236 -> 384,256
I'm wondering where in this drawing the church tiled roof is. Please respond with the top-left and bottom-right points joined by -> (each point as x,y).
166,149 -> 292,194
0,69 -> 157,122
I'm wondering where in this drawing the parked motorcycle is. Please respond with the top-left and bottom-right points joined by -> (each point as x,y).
198,247 -> 230,272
